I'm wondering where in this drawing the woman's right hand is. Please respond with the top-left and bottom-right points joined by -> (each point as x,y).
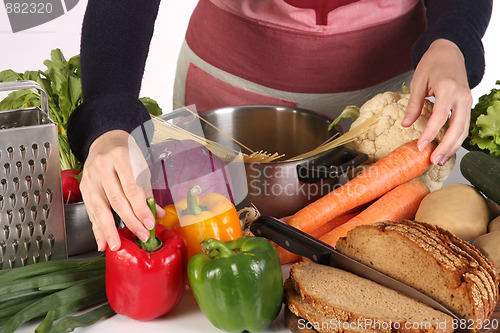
80,129 -> 165,251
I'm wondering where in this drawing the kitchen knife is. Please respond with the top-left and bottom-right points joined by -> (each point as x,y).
250,215 -> 463,323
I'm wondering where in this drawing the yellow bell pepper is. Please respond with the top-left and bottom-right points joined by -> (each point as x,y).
157,184 -> 243,259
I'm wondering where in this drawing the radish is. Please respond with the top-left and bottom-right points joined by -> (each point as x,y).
61,169 -> 82,203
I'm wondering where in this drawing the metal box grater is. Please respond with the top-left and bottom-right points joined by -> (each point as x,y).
0,80 -> 67,269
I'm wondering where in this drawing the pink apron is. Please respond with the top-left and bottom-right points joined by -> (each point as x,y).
173,0 -> 427,117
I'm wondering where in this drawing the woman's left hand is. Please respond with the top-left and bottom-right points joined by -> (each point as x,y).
403,38 -> 473,166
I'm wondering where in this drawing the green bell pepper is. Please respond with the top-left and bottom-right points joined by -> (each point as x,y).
188,236 -> 283,333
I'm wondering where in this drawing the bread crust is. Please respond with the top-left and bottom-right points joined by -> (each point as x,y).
384,222 -> 489,321
412,220 -> 498,286
435,225 -> 498,301
285,279 -> 383,333
404,220 -> 498,298
288,262 -> 453,333
401,220 -> 499,318
424,231 -> 495,319
335,220 -> 498,332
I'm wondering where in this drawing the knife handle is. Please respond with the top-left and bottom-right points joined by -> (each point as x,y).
250,216 -> 333,265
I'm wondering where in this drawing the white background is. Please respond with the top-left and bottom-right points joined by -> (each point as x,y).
0,1 -> 499,177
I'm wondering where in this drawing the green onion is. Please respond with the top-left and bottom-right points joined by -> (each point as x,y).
0,255 -> 104,284
37,282 -> 81,292
34,289 -> 108,333
1,289 -> 49,303
0,254 -> 111,332
48,303 -> 115,333
35,310 -> 55,333
0,268 -> 105,295
0,276 -> 104,333
0,292 -> 48,311
0,298 -> 43,320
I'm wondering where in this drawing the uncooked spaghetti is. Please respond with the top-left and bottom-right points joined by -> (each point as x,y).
150,107 -> 380,163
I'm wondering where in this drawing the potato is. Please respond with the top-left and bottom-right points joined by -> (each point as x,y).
415,183 -> 490,241
488,216 -> 500,233
472,231 -> 500,277
486,198 -> 500,219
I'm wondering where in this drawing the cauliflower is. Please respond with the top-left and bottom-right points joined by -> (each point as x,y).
344,91 -> 455,191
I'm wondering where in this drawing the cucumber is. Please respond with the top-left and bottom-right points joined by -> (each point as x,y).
460,150 -> 500,205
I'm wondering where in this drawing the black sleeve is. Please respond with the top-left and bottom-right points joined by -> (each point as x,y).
411,0 -> 493,89
67,0 -> 161,163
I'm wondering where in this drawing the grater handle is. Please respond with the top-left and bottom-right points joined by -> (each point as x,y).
0,80 -> 50,119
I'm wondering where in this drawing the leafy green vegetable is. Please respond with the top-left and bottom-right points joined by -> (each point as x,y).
328,105 -> 360,131
467,80 -> 500,157
0,48 -> 163,171
140,96 -> 162,117
0,49 -> 81,171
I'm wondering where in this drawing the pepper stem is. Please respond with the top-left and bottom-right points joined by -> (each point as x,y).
200,238 -> 234,258
186,184 -> 203,215
136,197 -> 162,252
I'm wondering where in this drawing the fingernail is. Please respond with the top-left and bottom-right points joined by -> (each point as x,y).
97,242 -> 105,252
138,231 -> 150,242
156,207 -> 166,218
108,238 -> 119,251
418,140 -> 429,152
144,218 -> 155,230
438,156 -> 449,166
433,155 -> 443,165
401,116 -> 410,126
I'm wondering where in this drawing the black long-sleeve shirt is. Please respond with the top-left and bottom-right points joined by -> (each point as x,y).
67,0 -> 493,163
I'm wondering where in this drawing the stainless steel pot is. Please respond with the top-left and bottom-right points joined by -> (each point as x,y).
64,202 -> 96,256
195,105 -> 367,218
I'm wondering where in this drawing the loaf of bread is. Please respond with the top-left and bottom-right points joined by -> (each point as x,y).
335,220 -> 499,332
285,261 -> 454,333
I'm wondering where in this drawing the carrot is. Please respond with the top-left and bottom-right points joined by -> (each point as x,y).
319,179 -> 430,247
277,211 -> 360,264
311,211 -> 361,238
286,139 -> 435,235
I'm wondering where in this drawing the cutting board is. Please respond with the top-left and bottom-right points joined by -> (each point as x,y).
285,299 -> 500,333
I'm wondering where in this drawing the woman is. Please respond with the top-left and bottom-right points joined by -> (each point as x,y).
67,0 -> 493,252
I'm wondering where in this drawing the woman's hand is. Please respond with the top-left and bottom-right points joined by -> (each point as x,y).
80,129 -> 165,251
403,38 -> 473,166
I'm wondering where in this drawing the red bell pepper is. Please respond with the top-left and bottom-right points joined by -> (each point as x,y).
105,198 -> 188,321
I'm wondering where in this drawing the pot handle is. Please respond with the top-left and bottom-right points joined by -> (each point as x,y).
296,147 -> 368,183
159,107 -> 194,121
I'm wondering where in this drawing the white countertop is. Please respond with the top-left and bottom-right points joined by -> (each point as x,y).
18,291 -> 289,333
16,265 -> 293,333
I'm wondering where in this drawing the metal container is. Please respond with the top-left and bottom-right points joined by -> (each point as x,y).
0,81 -> 67,269
64,202 -> 96,256
198,106 -> 367,218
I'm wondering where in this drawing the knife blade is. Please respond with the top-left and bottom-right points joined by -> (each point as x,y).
250,215 -> 463,323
